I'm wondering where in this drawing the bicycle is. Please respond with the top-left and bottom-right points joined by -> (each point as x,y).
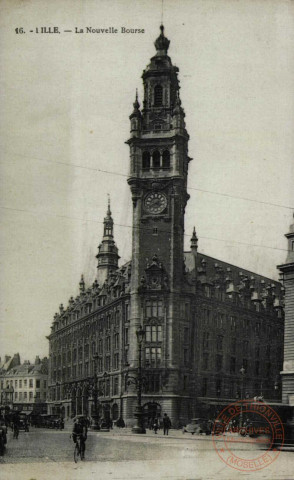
73,435 -> 85,463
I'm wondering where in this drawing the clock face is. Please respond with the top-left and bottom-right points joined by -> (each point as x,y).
144,192 -> 167,214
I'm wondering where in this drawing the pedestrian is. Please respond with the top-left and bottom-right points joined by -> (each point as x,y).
153,417 -> 159,434
162,413 -> 171,436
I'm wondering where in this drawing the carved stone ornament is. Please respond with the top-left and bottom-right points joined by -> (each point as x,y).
139,254 -> 169,292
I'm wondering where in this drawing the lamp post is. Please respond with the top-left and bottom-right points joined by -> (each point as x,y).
91,353 -> 100,430
239,366 -> 245,428
131,326 -> 146,434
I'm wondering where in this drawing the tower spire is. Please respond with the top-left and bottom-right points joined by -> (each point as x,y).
96,198 -> 120,285
191,227 -> 198,251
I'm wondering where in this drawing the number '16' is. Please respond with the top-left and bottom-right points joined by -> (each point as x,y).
15,28 -> 24,34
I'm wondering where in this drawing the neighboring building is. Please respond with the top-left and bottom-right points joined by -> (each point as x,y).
0,353 -> 21,374
47,26 -> 284,427
0,356 -> 48,414
278,215 -> 294,406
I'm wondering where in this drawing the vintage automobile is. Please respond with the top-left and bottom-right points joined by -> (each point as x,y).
182,418 -> 211,435
49,415 -> 64,429
18,413 -> 30,432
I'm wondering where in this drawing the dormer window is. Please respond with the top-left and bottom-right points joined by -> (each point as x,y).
142,151 -> 150,170
154,85 -> 163,107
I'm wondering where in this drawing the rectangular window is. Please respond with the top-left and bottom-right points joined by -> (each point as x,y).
216,355 -> 223,372
230,316 -> 236,331
36,379 -> 40,388
145,347 -> 161,367
15,379 -> 18,387
203,332 -> 209,349
145,300 -> 163,318
202,378 -> 208,396
35,391 -> 40,399
24,392 -> 27,399
266,345 -> 271,358
243,340 -> 249,355
14,392 -> 18,400
106,337 -> 111,352
29,391 -> 33,399
24,379 -> 27,387
19,380 -> 22,388
230,357 -> 236,374
243,359 -> 248,372
114,353 -> 119,370
114,333 -> 119,349
29,379 -> 33,388
203,353 -> 209,370
145,325 -> 162,342
125,304 -> 129,321
113,377 -> 119,396
184,327 -> 189,344
19,392 -> 22,400
184,348 -> 188,366
105,379 -> 110,397
98,358 -> 103,373
124,327 -> 129,346
105,356 -> 111,370
217,335 -> 223,351
145,373 -> 160,393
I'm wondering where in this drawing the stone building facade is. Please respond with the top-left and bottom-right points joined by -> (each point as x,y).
47,26 -> 284,427
0,356 -> 48,413
278,216 -> 294,406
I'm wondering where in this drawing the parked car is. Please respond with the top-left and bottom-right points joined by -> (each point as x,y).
182,418 -> 211,435
49,415 -> 64,430
18,414 -> 29,432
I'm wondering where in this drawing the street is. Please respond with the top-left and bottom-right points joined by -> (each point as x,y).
0,426 -> 294,480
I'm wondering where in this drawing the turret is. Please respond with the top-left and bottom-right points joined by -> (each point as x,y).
96,197 -> 120,285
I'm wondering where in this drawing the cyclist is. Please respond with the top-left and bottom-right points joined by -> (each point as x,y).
72,416 -> 87,460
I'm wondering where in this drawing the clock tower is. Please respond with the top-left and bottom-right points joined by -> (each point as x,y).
126,26 -> 192,422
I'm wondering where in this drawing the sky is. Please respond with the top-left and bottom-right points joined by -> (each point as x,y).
0,0 -> 293,362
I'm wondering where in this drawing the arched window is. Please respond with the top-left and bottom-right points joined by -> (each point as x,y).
152,150 -> 160,169
162,150 -> 170,168
142,151 -> 150,170
154,85 -> 163,107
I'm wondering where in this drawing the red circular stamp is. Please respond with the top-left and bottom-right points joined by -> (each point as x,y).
212,400 -> 284,472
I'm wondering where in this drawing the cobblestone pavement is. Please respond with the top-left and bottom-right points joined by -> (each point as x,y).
0,427 -> 294,480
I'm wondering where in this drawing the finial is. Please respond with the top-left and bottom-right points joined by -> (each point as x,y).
79,274 -> 85,293
154,24 -> 170,54
107,194 -> 111,216
191,226 -> 198,251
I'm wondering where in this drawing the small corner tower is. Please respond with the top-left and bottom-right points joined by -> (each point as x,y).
96,197 -> 120,286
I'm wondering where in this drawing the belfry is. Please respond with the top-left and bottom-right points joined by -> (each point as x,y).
47,26 -> 285,429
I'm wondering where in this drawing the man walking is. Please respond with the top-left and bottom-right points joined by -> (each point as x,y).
163,413 -> 171,436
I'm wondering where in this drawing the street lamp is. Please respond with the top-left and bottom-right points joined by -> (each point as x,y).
239,366 -> 245,428
131,326 -> 146,434
91,353 -> 100,430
